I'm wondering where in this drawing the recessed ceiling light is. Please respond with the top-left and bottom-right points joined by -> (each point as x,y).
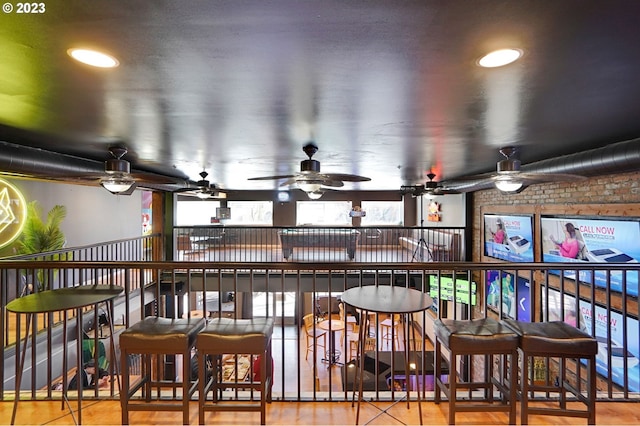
67,48 -> 119,68
478,48 -> 522,68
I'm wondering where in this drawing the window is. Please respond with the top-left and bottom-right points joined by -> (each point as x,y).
360,201 -> 404,225
176,200 -> 221,225
296,201 -> 352,225
225,201 -> 273,225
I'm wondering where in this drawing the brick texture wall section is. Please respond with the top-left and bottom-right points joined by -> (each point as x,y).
467,170 -> 640,387
471,170 -> 640,263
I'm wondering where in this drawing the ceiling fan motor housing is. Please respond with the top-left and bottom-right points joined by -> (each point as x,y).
497,158 -> 521,173
105,158 -> 130,174
300,159 -> 321,173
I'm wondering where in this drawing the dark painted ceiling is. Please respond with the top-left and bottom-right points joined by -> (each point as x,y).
1,1 -> 640,192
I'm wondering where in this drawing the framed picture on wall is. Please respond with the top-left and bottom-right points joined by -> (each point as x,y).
486,270 -> 531,321
541,285 -> 640,392
483,214 -> 534,262
540,215 -> 640,297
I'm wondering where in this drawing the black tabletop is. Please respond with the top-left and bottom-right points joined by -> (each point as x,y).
6,285 -> 123,313
341,285 -> 432,314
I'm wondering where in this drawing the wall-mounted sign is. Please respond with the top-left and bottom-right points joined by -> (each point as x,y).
427,200 -> 441,222
0,178 -> 27,248
349,206 -> 366,217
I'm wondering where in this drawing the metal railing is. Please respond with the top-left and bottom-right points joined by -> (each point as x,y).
1,235 -> 639,405
173,226 -> 466,263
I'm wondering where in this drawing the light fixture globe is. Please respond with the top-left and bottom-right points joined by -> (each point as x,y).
196,191 -> 211,199
495,178 -> 523,193
298,182 -> 322,193
101,175 -> 135,194
307,190 -> 324,200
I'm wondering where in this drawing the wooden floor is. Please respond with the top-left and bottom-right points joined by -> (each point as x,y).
3,398 -> 639,425
4,324 -> 640,424
5,323 -> 640,425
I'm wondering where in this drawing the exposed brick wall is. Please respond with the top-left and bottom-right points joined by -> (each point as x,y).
471,170 -> 640,263
467,170 -> 640,387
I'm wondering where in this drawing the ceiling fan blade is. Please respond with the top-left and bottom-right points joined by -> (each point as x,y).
279,178 -> 300,187
431,187 -> 461,195
321,173 -> 371,182
320,179 -> 344,188
248,174 -> 297,181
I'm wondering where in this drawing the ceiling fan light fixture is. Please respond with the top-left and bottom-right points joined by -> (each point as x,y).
478,48 -> 523,68
495,178 -> 523,193
101,175 -> 135,193
298,182 -> 322,193
196,191 -> 211,199
307,190 -> 324,200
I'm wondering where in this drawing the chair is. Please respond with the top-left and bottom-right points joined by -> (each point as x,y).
339,302 -> 357,333
502,320 -> 597,425
380,314 -> 402,350
196,318 -> 274,425
118,316 -> 206,425
434,317 -> 518,425
348,325 -> 376,360
303,313 -> 327,361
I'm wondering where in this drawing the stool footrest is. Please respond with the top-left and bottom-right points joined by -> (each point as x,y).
526,407 -> 593,419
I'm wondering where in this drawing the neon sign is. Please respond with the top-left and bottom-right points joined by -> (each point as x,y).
0,178 -> 27,248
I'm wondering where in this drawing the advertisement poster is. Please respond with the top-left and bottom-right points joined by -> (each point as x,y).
541,216 -> 640,297
543,287 -> 640,392
484,214 -> 534,262
486,270 -> 531,321
142,191 -> 153,236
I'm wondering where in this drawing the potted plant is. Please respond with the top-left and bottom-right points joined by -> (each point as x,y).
14,201 -> 68,291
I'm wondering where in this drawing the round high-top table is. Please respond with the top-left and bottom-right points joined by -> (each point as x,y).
6,285 -> 123,425
341,285 -> 433,425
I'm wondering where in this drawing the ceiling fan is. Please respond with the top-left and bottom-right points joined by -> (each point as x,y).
248,143 -> 371,199
400,172 -> 460,197
443,146 -> 587,193
100,146 -> 137,194
47,146 -> 185,194
175,171 -> 227,199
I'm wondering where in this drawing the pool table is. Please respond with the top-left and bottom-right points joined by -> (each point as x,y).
279,229 -> 360,260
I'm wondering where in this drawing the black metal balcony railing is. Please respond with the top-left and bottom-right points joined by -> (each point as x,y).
1,231 -> 638,407
173,226 -> 466,262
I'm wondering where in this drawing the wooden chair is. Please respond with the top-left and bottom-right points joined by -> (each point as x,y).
380,314 -> 402,350
339,302 -> 357,333
348,325 -> 376,360
303,313 -> 327,361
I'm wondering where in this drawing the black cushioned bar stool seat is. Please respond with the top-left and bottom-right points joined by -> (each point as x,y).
502,320 -> 598,425
434,317 -> 518,425
196,318 -> 274,425
119,317 -> 206,425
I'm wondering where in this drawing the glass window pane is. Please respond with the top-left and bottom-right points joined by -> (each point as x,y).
176,200 -> 221,225
360,201 -> 404,225
296,201 -> 352,225
226,201 -> 273,225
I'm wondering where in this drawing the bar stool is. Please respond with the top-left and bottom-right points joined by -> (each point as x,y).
196,317 -> 274,425
502,320 -> 598,425
434,317 -> 518,425
119,316 -> 206,425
